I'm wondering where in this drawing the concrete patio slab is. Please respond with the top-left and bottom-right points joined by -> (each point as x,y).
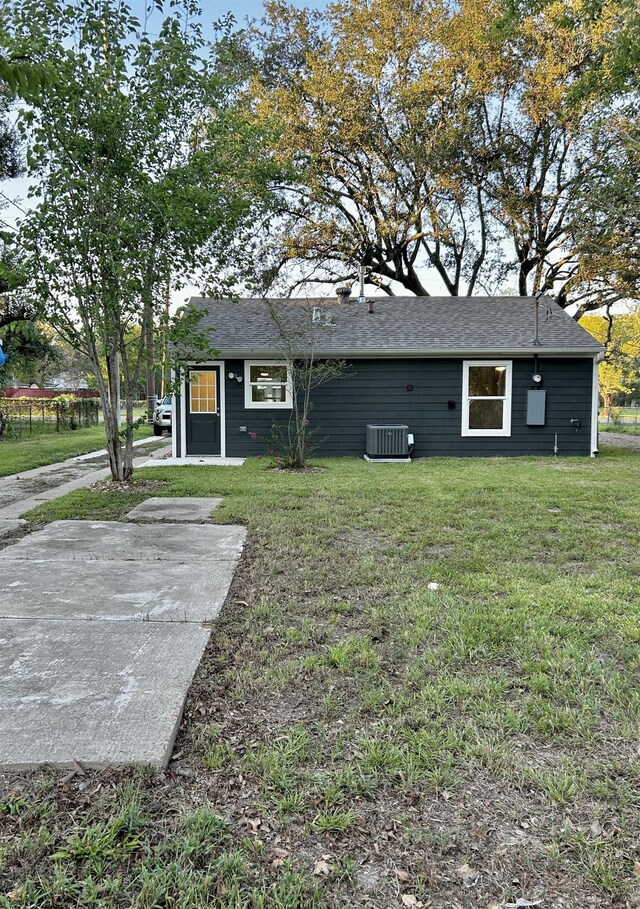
0,516 -> 246,770
0,519 -> 246,562
0,558 -> 236,623
0,519 -> 26,539
0,618 -> 210,770
126,496 -> 222,523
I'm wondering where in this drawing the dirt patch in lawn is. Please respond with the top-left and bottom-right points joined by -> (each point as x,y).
90,477 -> 168,493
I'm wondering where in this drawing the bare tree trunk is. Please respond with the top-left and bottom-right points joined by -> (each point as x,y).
123,391 -> 134,479
103,350 -> 125,481
143,297 -> 156,423
160,271 -> 170,398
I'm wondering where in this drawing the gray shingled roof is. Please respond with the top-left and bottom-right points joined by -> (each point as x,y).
188,296 -> 602,357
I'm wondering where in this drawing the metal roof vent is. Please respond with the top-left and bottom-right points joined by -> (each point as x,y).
336,285 -> 351,304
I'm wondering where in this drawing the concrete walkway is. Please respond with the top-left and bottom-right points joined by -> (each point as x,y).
0,438 -> 171,521
0,514 -> 246,770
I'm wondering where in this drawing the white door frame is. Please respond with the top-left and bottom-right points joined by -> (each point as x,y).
180,361 -> 226,459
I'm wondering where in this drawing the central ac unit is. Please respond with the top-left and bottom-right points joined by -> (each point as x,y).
365,424 -> 410,458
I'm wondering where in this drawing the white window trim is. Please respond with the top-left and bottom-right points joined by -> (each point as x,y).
462,360 -> 512,437
244,360 -> 293,409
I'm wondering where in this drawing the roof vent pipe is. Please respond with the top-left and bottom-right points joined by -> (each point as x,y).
312,306 -> 321,323
367,298 -> 374,314
358,265 -> 367,305
336,285 -> 351,304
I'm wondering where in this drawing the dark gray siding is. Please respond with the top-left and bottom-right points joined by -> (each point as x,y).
223,357 -> 594,458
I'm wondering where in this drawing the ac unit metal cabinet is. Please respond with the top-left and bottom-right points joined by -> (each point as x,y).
366,424 -> 409,457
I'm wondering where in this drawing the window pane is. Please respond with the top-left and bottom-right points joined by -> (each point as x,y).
468,365 -> 506,397
252,384 -> 287,403
469,399 -> 504,430
250,364 -> 287,384
189,371 -> 216,413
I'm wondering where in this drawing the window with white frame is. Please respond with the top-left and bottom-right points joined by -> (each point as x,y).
462,361 -> 512,437
244,361 -> 292,408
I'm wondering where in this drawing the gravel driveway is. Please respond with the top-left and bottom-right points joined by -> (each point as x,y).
599,431 -> 640,450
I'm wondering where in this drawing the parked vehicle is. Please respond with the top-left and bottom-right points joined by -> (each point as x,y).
153,397 -> 172,435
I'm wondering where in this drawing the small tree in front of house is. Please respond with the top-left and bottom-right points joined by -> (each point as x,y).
263,300 -> 347,469
9,0 -> 273,481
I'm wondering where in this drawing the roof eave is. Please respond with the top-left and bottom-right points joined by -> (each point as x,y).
215,347 -> 603,359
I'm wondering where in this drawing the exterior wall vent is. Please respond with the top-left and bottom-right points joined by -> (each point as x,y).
366,424 -> 409,458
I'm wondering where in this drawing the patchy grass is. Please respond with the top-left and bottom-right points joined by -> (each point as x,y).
599,421 -> 640,435
3,447 -> 640,907
0,422 -> 153,477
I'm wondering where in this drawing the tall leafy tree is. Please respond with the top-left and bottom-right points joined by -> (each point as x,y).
9,0 -> 274,480
571,110 -> 640,315
581,310 -> 640,409
0,59 -> 29,340
245,0 -> 635,308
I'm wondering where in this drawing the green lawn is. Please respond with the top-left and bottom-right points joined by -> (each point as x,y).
599,421 -> 640,435
2,449 -> 640,908
0,422 -> 153,477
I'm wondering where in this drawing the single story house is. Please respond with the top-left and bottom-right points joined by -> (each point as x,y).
171,293 -> 603,460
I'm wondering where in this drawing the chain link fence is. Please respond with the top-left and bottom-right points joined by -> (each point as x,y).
599,407 -> 640,431
0,396 -> 101,439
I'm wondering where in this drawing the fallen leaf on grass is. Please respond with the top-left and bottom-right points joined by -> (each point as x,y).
457,863 -> 479,887
590,819 -> 602,837
314,859 -> 332,876
504,899 -> 543,908
401,895 -> 423,907
427,582 -> 441,590
395,869 -> 411,883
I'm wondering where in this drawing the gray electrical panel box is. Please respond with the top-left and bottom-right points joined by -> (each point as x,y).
527,390 -> 546,426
